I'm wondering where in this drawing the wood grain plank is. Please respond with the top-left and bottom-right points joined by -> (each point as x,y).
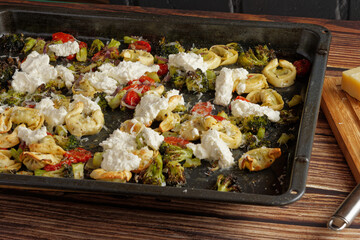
321,77 -> 360,182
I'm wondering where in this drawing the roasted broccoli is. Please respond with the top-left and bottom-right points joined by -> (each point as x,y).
0,90 -> 26,106
63,162 -> 84,179
185,69 -> 209,93
215,174 -> 240,192
241,115 -> 271,149
241,115 -> 270,136
277,133 -> 295,146
159,39 -> 185,58
279,109 -> 300,124
141,152 -> 166,186
22,37 -> 37,54
0,57 -> 19,90
0,34 -> 25,55
88,39 -> 104,57
165,160 -> 186,186
237,45 -> 276,71
34,168 -> 65,178
94,92 -> 109,112
160,142 -> 195,164
54,134 -> 80,151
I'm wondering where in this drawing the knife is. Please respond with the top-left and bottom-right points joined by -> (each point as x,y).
328,182 -> 360,230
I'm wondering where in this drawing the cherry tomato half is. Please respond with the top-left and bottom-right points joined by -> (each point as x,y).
293,59 -> 311,76
52,32 -> 75,43
128,40 -> 151,52
124,90 -> 141,107
191,102 -> 213,116
64,148 -> 92,163
157,63 -> 168,76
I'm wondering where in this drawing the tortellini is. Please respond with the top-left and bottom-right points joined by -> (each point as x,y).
20,152 -> 62,171
262,58 -> 296,88
246,89 -> 284,110
210,120 -> 242,149
65,102 -> 105,137
238,147 -> 281,171
209,45 -> 238,66
0,150 -> 21,173
234,73 -> 269,94
120,49 -> 154,66
90,168 -> 132,183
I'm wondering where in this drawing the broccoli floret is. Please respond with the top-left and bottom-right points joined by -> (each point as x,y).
238,45 -> 276,71
169,66 -> 186,89
0,90 -> 26,106
0,57 -> 19,90
141,152 -> 166,186
0,34 -> 25,55
166,161 -> 186,186
94,92 -> 109,112
241,115 -> 271,149
279,109 -> 300,124
63,162 -> 84,179
159,40 -> 185,58
215,174 -> 240,192
54,134 -> 80,151
243,132 -> 270,150
277,133 -> 295,146
88,39 -> 104,57
34,168 -> 65,178
241,115 -> 270,136
185,69 -> 209,93
22,37 -> 37,54
160,142 -> 195,164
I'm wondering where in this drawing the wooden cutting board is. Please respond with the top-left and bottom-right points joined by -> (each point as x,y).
321,76 -> 360,183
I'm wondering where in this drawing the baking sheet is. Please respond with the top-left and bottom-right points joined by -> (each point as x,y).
0,5 -> 331,205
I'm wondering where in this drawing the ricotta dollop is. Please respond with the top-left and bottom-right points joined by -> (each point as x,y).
168,52 -> 208,73
214,67 -> 248,106
17,126 -> 47,145
49,41 -> 80,57
231,98 -> 280,122
35,98 -> 68,129
100,129 -> 141,172
11,51 -> 57,94
98,61 -> 159,85
187,129 -> 234,168
141,127 -> 164,150
134,94 -> 169,126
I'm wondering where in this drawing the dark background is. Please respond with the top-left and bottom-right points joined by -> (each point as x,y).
49,0 -> 359,20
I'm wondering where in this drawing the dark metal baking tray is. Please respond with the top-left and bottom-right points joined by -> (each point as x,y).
0,4 -> 331,205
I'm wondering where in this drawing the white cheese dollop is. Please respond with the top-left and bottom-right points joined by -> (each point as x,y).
98,61 -> 159,85
214,67 -> 248,106
85,71 -> 118,95
17,126 -> 47,145
187,129 -> 234,168
35,98 -> 68,129
55,65 -> 75,89
49,41 -> 80,57
141,127 -> 164,150
231,98 -> 280,122
11,51 -> 57,94
168,52 -> 208,73
70,94 -> 101,115
134,94 -> 169,126
100,129 -> 141,172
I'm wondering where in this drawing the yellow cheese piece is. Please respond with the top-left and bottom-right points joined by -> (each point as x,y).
342,66 -> 360,101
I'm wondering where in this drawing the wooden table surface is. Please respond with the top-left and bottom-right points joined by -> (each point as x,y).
1,1 -> 360,239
